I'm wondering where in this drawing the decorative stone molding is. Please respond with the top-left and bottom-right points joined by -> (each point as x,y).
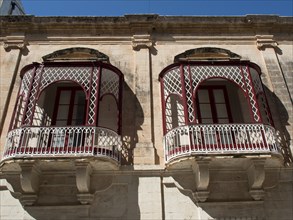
19,194 -> 38,206
77,193 -> 94,205
75,161 -> 93,204
19,161 -> 40,205
192,158 -> 211,202
42,47 -> 109,62
256,35 -> 278,50
192,191 -> 210,203
174,47 -> 242,62
132,34 -> 153,50
3,35 -> 27,51
19,162 -> 40,193
163,159 -> 211,202
247,158 -> 266,200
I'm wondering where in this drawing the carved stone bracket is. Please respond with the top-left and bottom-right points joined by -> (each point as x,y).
19,161 -> 40,205
19,194 -> 38,206
3,35 -> 27,51
75,161 -> 93,204
192,158 -> 211,202
132,34 -> 153,50
256,35 -> 278,50
247,158 -> 266,200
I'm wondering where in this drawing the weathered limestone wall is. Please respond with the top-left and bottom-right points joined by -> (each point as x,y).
0,180 -> 34,220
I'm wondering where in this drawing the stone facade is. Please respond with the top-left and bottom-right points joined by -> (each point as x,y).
0,15 -> 292,220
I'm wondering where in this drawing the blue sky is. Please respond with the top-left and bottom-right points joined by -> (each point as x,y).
22,0 -> 293,16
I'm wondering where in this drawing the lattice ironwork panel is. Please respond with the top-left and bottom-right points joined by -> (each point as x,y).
88,67 -> 99,125
183,66 -> 195,123
12,69 -> 34,128
100,68 -> 120,99
251,70 -> 263,95
163,67 -> 182,99
257,94 -> 272,125
251,69 -> 272,124
23,67 -> 43,125
190,65 -> 246,91
242,66 -> 260,122
165,96 -> 185,132
11,96 -> 25,129
165,100 -> 173,132
20,68 -> 34,96
40,66 -> 92,93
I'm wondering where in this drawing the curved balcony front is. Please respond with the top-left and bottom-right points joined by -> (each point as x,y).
164,123 -> 281,164
2,126 -> 121,163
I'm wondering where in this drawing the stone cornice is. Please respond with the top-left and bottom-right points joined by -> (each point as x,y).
0,14 -> 291,24
0,15 -> 292,36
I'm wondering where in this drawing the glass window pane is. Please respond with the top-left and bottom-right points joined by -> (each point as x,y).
59,91 -> 71,104
74,91 -> 85,104
216,104 -> 228,118
72,105 -> 85,118
71,118 -> 84,125
200,104 -> 212,118
201,118 -> 213,123
56,105 -> 69,119
213,90 -> 225,103
55,120 -> 67,126
198,90 -> 209,103
218,118 -> 229,123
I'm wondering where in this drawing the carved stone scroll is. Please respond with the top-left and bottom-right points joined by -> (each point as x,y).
75,161 -> 93,204
247,158 -> 266,200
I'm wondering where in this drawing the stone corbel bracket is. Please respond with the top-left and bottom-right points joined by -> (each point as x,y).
247,158 -> 266,200
3,35 -> 27,51
256,35 -> 278,50
132,34 -> 153,50
75,161 -> 93,205
192,158 -> 211,202
19,161 -> 40,206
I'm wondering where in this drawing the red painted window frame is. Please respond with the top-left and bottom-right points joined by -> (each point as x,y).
52,86 -> 87,126
195,85 -> 233,124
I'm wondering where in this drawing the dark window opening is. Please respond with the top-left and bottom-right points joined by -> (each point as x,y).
196,86 -> 233,124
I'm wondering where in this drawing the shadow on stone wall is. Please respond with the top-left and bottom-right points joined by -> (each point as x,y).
89,174 -> 140,220
164,175 -> 265,219
121,83 -> 144,165
168,170 -> 284,220
21,172 -> 140,220
264,85 -> 292,165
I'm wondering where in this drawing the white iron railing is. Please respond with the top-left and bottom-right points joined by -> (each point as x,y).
3,126 -> 122,162
164,123 -> 280,163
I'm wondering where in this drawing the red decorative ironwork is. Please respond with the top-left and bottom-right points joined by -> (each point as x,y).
3,126 -> 121,162
163,67 -> 183,132
87,67 -> 100,125
6,61 -> 124,163
242,66 -> 261,122
11,62 -> 123,131
164,124 -> 280,163
160,61 -> 277,163
250,69 -> 273,125
160,62 -> 273,133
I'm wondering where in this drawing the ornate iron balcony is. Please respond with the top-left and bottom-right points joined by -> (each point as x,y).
2,126 -> 121,162
164,123 -> 280,163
